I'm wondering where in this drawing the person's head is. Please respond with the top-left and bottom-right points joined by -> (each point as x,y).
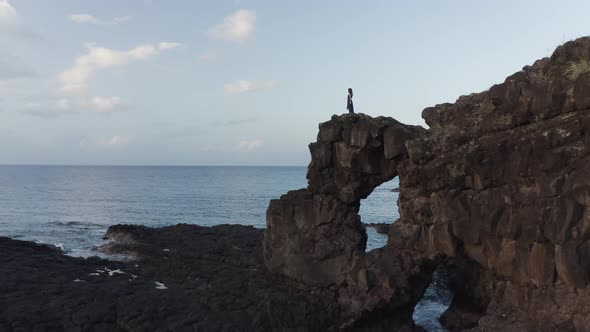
348,88 -> 353,97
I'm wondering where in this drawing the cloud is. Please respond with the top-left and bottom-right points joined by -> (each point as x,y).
198,51 -> 218,61
236,139 -> 264,152
0,0 -> 40,39
81,135 -> 132,148
208,9 -> 256,43
158,42 -> 181,50
88,96 -> 122,113
18,96 -> 124,118
58,42 -> 181,93
224,80 -> 278,94
211,117 -> 257,127
0,53 -> 36,79
55,98 -> 70,111
18,100 -> 76,118
69,14 -> 130,25
107,135 -> 131,146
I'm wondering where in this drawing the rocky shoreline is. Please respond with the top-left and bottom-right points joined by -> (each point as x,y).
5,37 -> 590,331
0,224 -> 422,331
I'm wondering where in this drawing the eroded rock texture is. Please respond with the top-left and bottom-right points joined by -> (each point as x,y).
265,114 -> 432,327
264,36 -> 590,331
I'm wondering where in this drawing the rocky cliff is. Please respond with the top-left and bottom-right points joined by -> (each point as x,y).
264,36 -> 590,331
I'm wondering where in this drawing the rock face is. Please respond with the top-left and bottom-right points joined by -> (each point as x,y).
264,36 -> 590,330
265,114 -> 432,326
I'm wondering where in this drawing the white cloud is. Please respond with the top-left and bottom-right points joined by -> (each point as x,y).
18,99 -> 77,118
208,9 -> 256,43
158,42 -> 181,50
69,14 -> 130,25
224,80 -> 278,94
236,139 -> 264,152
0,0 -> 16,21
55,98 -> 70,110
198,51 -> 218,61
18,96 -> 127,117
58,42 -> 181,94
0,0 -> 39,39
211,117 -> 257,127
90,135 -> 132,148
88,96 -> 122,113
108,135 -> 130,146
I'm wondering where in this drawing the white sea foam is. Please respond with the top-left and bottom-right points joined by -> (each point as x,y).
94,268 -> 126,276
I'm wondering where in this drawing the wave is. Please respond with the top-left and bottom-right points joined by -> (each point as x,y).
49,221 -> 106,227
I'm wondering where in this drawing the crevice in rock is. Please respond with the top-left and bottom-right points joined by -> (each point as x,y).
437,256 -> 489,331
350,258 -> 439,331
412,261 -> 454,331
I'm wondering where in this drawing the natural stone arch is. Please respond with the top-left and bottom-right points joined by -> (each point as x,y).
265,114 -> 426,285
267,37 -> 590,330
264,114 -> 433,325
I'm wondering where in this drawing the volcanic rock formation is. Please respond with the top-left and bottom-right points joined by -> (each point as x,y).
264,37 -> 590,331
0,225 -> 349,331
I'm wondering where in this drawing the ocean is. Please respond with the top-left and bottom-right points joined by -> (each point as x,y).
0,165 -> 450,331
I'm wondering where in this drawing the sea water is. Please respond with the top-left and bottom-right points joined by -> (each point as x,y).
0,165 -> 450,331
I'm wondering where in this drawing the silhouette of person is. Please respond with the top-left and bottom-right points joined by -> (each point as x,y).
347,88 -> 354,114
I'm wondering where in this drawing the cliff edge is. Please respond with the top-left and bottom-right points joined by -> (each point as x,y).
264,36 -> 590,331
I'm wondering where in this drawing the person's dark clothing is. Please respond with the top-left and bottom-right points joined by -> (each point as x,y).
347,94 -> 354,113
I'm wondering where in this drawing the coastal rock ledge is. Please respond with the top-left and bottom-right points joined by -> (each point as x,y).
265,36 -> 590,331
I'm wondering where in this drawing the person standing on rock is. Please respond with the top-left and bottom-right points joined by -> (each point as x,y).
347,88 -> 354,114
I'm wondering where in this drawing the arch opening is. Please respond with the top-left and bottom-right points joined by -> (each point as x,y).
358,176 -> 455,330
359,177 -> 399,252
412,266 -> 454,331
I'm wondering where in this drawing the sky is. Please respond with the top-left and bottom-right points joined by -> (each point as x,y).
1,0 -> 589,166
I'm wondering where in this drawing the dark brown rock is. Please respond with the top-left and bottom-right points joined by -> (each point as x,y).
266,36 -> 590,331
364,222 -> 392,234
264,189 -> 366,286
266,113 -> 431,324
527,242 -> 555,287
0,225 -> 353,331
555,241 -> 588,288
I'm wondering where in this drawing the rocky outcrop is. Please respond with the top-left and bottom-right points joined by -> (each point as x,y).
0,225 -> 351,331
264,36 -> 590,331
412,37 -> 590,331
265,114 -> 432,326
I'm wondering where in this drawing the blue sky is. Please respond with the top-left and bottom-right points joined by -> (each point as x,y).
0,0 -> 589,165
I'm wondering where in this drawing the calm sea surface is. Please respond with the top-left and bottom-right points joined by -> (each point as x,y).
0,165 -> 449,331
0,165 -> 397,255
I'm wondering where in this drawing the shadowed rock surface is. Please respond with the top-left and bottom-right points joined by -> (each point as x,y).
0,225 -> 358,331
364,222 -> 391,234
265,114 -> 433,327
265,36 -> 590,331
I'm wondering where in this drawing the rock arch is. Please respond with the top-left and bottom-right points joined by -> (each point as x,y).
264,114 -> 431,324
266,37 -> 590,330
264,114 -> 426,284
